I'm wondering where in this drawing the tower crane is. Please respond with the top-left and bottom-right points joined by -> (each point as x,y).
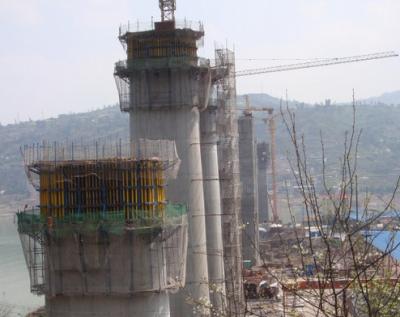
159,0 -> 398,224
242,96 -> 279,223
235,51 -> 398,77
236,50 -> 398,223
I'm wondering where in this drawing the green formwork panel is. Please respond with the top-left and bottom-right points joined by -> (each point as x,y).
166,203 -> 187,217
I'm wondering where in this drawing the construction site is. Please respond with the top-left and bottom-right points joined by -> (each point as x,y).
16,1 -> 400,316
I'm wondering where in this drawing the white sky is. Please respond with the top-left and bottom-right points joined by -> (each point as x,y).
0,0 -> 399,124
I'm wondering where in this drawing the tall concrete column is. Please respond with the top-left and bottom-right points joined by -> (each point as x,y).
238,114 -> 260,266
131,109 -> 210,316
43,226 -> 174,317
257,142 -> 269,224
200,107 -> 225,313
46,287 -> 170,317
115,19 -> 213,316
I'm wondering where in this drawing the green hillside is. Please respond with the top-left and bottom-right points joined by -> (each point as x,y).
0,106 -> 128,204
253,102 -> 400,194
1,96 -> 400,206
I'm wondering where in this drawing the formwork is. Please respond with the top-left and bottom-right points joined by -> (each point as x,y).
118,20 -> 204,59
17,141 -> 188,301
114,20 -> 211,112
32,159 -> 166,223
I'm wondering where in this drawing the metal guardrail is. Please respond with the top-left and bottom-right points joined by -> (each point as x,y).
114,57 -> 210,72
119,19 -> 204,36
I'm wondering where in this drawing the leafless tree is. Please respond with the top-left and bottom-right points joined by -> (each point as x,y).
190,93 -> 400,317
255,93 -> 400,317
0,303 -> 13,317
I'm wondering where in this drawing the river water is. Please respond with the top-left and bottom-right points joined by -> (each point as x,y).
0,213 -> 43,316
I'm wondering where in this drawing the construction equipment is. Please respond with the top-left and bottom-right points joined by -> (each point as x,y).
159,0 -> 176,21
235,51 -> 398,77
242,96 -> 279,223
236,51 -> 398,223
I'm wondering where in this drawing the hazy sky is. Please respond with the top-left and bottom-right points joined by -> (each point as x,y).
0,0 -> 399,124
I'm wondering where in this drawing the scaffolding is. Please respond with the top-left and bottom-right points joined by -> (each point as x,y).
214,48 -> 245,315
114,18 -> 210,115
118,19 -> 204,60
19,226 -> 45,295
114,56 -> 210,113
17,206 -> 188,296
21,139 -> 181,184
118,19 -> 204,38
17,140 -> 188,297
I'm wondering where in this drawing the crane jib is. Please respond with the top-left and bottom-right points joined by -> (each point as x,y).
235,51 -> 399,77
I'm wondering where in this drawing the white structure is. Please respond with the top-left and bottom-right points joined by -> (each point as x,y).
115,19 -> 213,316
200,107 -> 226,312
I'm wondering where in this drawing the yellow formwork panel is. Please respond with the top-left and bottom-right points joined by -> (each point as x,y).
127,35 -> 199,59
35,159 -> 166,221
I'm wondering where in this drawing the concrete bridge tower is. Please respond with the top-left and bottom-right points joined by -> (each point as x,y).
114,4 -> 213,315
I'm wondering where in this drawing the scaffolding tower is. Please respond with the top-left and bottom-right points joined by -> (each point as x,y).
214,48 -> 245,315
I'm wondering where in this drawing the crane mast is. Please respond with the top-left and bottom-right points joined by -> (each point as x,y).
159,0 -> 176,21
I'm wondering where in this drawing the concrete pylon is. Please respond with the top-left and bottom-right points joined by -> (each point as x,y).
257,142 -> 269,223
45,234 -> 171,317
131,109 -> 210,316
115,20 -> 214,316
200,107 -> 226,313
47,293 -> 170,316
17,154 -> 189,317
238,114 -> 260,266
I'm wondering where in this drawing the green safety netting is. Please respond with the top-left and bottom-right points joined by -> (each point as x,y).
17,203 -> 187,237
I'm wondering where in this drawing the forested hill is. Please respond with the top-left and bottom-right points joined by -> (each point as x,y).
266,103 -> 400,194
1,93 -> 400,206
0,106 -> 128,205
